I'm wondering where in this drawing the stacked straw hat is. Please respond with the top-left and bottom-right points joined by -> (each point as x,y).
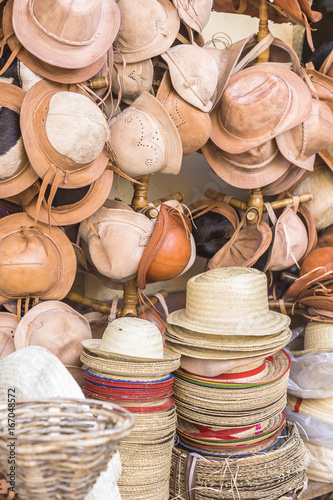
81,317 -> 181,500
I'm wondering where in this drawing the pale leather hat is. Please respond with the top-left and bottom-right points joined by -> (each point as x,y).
210,63 -> 312,154
0,313 -> 17,360
109,92 -> 182,177
113,0 -> 180,63
12,0 -> 121,69
79,202 -> 155,281
14,301 -> 92,367
111,57 -> 154,105
276,98 -> 333,171
156,70 -> 212,156
172,0 -> 212,33
161,44 -> 219,112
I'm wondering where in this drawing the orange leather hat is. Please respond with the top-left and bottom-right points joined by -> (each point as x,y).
136,203 -> 192,289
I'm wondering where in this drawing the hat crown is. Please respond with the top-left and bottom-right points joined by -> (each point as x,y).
172,0 -> 212,32
304,321 -> 333,351
100,317 -> 164,359
32,0 -> 102,44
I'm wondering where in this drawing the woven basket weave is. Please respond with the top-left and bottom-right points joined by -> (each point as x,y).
0,398 -> 134,500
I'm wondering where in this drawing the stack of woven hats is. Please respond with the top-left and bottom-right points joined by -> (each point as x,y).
165,267 -> 309,496
81,317 -> 181,500
286,321 -> 333,482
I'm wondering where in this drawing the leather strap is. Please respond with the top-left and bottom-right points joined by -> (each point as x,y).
184,453 -> 197,500
232,33 -> 274,75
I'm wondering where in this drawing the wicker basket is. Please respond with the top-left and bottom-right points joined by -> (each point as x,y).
0,398 -> 134,500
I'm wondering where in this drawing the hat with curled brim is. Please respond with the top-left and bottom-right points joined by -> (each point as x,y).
0,82 -> 38,197
167,267 -> 290,336
12,0 -> 120,70
210,63 -> 312,154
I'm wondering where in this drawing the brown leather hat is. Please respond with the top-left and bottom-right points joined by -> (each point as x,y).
136,203 -> 192,289
0,213 -> 76,305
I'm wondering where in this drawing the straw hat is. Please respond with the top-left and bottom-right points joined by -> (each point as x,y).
168,267 -> 290,336
3,0 -> 107,84
276,98 -> 333,171
12,0 -> 121,69
210,63 -> 312,154
0,213 -> 76,305
202,138 -> 291,190
0,82 -> 38,198
79,205 -> 154,281
156,70 -> 212,156
113,0 -> 180,63
303,441 -> 333,483
24,170 -> 114,226
288,394 -> 333,425
172,0 -> 211,33
0,313 -> 17,360
82,317 -> 179,363
20,79 -> 110,190
14,301 -> 92,367
109,92 -> 182,178
291,321 -> 333,356
111,58 -> 154,105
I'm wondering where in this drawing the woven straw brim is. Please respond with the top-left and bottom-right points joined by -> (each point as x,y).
12,0 -> 120,69
171,422 -> 309,500
0,82 -> 38,198
86,367 -> 168,383
3,0 -> 106,84
166,323 -> 292,351
304,441 -> 333,483
287,394 -> 333,425
82,338 -> 180,363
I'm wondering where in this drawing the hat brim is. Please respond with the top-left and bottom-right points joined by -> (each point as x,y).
20,79 -> 108,188
12,0 -> 120,69
262,164 -> 306,196
3,0 -> 107,84
276,129 -> 315,171
202,139 -> 291,189
210,63 -> 312,154
0,213 -> 76,304
24,170 -> 113,226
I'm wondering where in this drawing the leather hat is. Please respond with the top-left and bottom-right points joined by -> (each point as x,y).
109,91 -> 182,177
0,313 -> 17,360
161,44 -> 218,112
113,0 -> 180,63
111,57 -> 154,105
202,138 -> 291,190
262,164 -> 306,196
0,41 -> 42,91
0,82 -> 38,197
304,68 -> 333,113
300,247 -> 333,276
0,213 -> 76,305
320,50 -> 333,78
3,0 -> 107,84
14,301 -> 92,367
136,203 -> 192,289
156,70 -> 212,156
172,0 -> 212,33
210,63 -> 312,154
79,201 -> 155,282
12,0 -> 120,69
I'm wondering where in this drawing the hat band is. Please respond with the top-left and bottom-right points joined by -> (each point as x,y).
28,0 -> 101,46
217,147 -> 279,170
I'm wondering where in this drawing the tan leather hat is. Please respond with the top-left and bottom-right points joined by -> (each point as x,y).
276,98 -> 333,171
0,82 -> 38,197
111,57 -> 154,105
202,138 -> 291,190
156,70 -> 212,156
109,92 -> 182,177
210,63 -> 312,154
0,213 -> 76,305
79,202 -> 155,282
161,44 -> 218,112
113,0 -> 180,63
14,301 -> 92,367
3,0 -> 107,84
172,0 -> 212,33
262,164 -> 306,196
12,0 -> 120,69
0,313 -> 17,360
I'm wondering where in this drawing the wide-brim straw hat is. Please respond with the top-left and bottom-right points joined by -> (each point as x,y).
0,213 -> 76,304
24,170 -> 113,226
0,82 -> 38,197
201,138 -> 291,189
0,312 -> 17,360
291,320 -> 333,356
12,0 -> 121,69
167,267 -> 290,336
210,63 -> 312,154
288,393 -> 333,425
3,0 -> 107,84
20,79 -> 109,189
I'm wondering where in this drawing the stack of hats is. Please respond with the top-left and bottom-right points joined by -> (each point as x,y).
286,321 -> 333,482
164,267 -> 308,496
81,317 -> 181,500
